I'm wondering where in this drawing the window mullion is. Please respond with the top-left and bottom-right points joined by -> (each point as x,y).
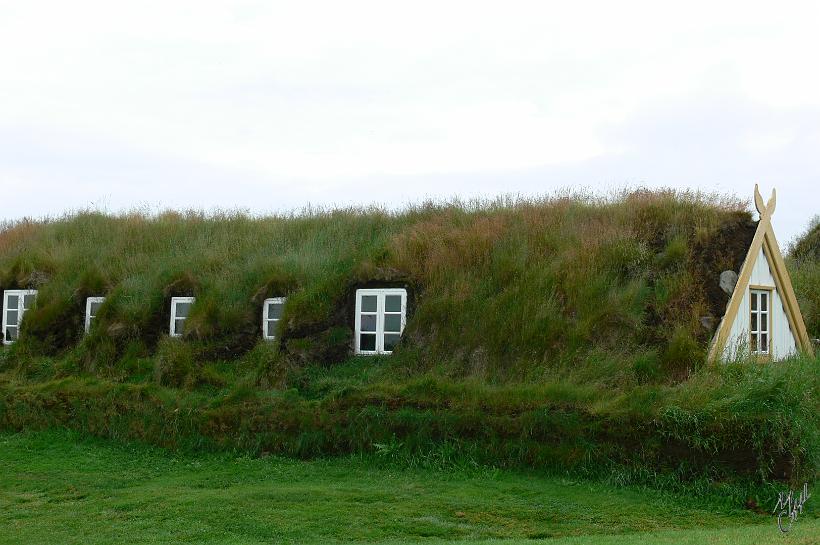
376,294 -> 385,353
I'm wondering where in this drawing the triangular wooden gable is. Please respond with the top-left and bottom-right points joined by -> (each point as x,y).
708,185 -> 814,362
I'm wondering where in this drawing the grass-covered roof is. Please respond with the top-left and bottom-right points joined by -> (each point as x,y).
0,189 -> 768,383
788,216 -> 820,341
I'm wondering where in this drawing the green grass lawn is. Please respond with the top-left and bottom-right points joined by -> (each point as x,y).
0,430 -> 816,545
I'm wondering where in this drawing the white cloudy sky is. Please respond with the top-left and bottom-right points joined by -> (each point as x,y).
1,1 -> 818,243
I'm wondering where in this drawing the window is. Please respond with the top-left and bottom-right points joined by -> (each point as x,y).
355,288 -> 407,355
262,297 -> 286,341
170,297 -> 195,338
2,290 -> 37,345
85,297 -> 105,334
750,289 -> 770,355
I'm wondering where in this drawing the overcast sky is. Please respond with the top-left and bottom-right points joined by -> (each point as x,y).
1,1 -> 818,243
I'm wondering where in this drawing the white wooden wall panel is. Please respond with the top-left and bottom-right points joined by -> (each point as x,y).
722,247 -> 797,361
771,287 -> 797,359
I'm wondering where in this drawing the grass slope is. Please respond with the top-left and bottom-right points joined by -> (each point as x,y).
2,190 -> 757,381
2,429 -> 817,545
789,216 -> 820,340
0,191 -> 817,489
1,354 -> 817,498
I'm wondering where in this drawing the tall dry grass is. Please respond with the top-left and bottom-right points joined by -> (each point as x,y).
0,190 -> 759,384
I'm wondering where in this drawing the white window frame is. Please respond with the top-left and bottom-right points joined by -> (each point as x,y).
262,297 -> 286,341
749,288 -> 771,356
169,297 -> 196,338
84,297 -> 106,334
354,288 -> 407,355
2,289 -> 38,345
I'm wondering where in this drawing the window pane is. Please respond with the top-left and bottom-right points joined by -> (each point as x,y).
175,302 -> 192,318
174,319 -> 186,336
89,302 -> 103,316
750,313 -> 757,333
5,326 -> 17,342
384,314 -> 402,333
6,295 -> 19,310
383,333 -> 401,351
6,310 -> 18,326
360,314 -> 377,332
760,314 -> 768,333
266,320 -> 278,339
750,333 -> 757,352
761,333 -> 768,353
267,302 -> 284,320
750,293 -> 757,311
385,295 -> 402,313
23,294 -> 36,310
760,293 -> 767,312
360,295 -> 377,313
359,333 -> 376,351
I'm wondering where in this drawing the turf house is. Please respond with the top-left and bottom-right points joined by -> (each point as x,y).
1,185 -> 813,361
0,186 -> 817,491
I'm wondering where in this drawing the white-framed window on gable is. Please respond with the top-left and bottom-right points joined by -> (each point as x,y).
750,288 -> 770,355
2,290 -> 37,345
170,297 -> 195,338
262,297 -> 286,341
355,288 -> 407,355
85,297 -> 106,334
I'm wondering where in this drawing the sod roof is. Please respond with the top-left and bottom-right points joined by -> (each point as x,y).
0,190 -> 766,381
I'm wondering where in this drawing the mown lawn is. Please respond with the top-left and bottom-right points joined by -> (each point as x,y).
0,430 -> 816,545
